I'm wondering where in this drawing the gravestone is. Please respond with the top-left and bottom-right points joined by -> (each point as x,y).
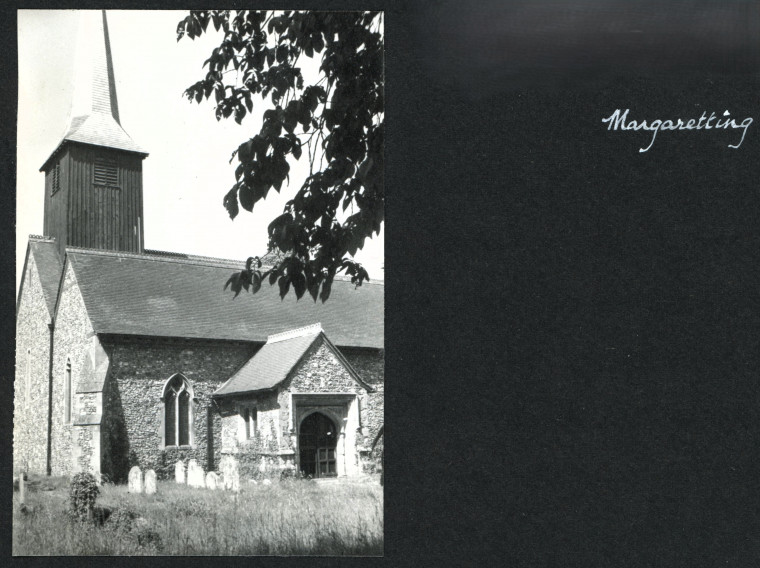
175,460 -> 185,484
144,469 -> 157,495
205,471 -> 219,490
229,470 -> 240,492
128,466 -> 143,493
187,459 -> 204,488
219,456 -> 240,491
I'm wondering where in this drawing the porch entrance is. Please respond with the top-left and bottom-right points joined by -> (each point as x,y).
299,412 -> 338,478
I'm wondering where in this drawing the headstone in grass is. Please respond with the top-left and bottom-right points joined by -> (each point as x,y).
219,455 -> 240,491
205,471 -> 219,490
187,460 -> 204,488
128,466 -> 143,493
144,469 -> 157,495
221,462 -> 240,493
175,460 -> 185,484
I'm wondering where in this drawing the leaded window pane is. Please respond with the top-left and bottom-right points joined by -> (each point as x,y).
178,390 -> 190,446
165,390 -> 176,446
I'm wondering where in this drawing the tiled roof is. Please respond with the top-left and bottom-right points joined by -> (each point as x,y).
28,237 -> 63,318
65,248 -> 384,348
214,325 -> 323,396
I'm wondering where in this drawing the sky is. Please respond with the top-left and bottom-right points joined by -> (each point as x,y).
16,10 -> 384,291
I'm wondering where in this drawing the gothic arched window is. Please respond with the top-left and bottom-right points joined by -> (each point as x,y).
163,374 -> 193,447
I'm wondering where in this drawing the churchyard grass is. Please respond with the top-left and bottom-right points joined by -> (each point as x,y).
13,475 -> 383,555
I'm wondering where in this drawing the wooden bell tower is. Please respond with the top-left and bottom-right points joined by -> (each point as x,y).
40,10 -> 148,257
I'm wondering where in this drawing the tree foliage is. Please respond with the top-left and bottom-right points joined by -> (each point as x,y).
177,11 -> 384,302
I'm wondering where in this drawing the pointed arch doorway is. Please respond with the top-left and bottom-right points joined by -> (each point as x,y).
299,412 -> 338,478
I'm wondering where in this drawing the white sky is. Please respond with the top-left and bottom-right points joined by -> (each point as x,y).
16,9 -> 384,291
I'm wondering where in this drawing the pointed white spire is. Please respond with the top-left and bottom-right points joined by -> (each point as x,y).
69,10 -> 121,124
41,10 -> 146,170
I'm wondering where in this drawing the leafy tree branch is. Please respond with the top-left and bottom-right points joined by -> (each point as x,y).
177,10 -> 384,301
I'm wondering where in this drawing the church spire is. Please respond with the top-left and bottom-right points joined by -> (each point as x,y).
71,9 -> 121,125
40,10 -> 147,257
41,10 -> 146,171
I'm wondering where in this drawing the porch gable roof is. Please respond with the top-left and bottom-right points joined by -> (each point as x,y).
213,323 -> 371,397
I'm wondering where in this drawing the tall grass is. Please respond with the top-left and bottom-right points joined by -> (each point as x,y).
13,476 -> 383,556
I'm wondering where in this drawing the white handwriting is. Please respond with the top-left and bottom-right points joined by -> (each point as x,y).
602,109 -> 753,153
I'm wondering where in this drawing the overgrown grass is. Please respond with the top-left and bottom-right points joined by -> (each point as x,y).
13,475 -> 383,556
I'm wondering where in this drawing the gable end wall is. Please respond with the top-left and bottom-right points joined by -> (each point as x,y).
14,256 -> 54,474
50,261 -> 96,476
219,338 -> 383,478
278,339 -> 370,444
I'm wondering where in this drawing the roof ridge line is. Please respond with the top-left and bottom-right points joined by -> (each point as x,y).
66,246 -> 246,269
67,246 -> 384,285
267,323 -> 322,343
144,248 -> 249,266
65,246 -> 384,286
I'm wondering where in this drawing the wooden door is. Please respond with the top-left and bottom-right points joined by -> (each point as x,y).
299,412 -> 338,478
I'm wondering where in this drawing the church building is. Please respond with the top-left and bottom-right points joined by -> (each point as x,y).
14,11 -> 383,483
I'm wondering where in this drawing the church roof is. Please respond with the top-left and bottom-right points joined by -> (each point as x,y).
19,236 -> 63,319
41,11 -> 146,172
214,324 -> 323,396
213,324 -> 370,397
64,248 -> 384,349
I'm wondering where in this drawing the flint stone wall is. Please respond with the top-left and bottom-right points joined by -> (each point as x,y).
220,409 -> 286,480
100,337 -> 256,482
50,263 -> 97,476
341,347 -> 384,472
218,338 -> 384,476
279,338 -> 370,447
341,347 -> 384,441
14,256 -> 54,475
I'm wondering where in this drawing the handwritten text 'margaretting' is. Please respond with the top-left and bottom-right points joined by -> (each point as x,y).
602,109 -> 752,153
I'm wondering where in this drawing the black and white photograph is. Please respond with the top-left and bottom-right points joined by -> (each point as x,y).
13,9 -> 383,556
9,1 -> 760,565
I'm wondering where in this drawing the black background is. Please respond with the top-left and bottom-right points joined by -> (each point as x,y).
3,1 -> 760,566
